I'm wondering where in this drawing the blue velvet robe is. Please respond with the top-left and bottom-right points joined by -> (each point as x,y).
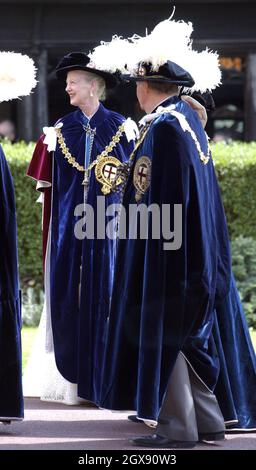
0,145 -> 23,421
30,104 -> 133,403
214,273 -> 256,429
99,96 -> 233,421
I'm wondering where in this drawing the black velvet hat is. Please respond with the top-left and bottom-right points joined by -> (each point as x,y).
124,60 -> 195,87
55,52 -> 117,88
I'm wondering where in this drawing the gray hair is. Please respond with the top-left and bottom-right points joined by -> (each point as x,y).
147,81 -> 178,95
83,71 -> 106,100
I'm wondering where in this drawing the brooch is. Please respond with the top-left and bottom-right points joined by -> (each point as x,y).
133,156 -> 151,202
95,156 -> 123,195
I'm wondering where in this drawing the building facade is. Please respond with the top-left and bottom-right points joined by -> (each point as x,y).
0,0 -> 255,141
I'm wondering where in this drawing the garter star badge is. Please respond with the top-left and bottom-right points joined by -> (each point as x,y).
95,156 -> 122,195
133,156 -> 151,202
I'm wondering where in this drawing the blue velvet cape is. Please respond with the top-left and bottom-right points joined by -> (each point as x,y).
99,96 -> 233,421
49,104 -> 133,402
0,145 -> 23,421
214,273 -> 256,429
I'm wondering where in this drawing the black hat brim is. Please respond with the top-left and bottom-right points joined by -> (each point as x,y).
56,65 -> 117,88
121,60 -> 195,88
121,74 -> 195,87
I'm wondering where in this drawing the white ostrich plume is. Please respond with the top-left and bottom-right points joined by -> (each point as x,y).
0,52 -> 37,103
89,36 -> 134,74
184,49 -> 222,93
127,18 -> 221,92
89,16 -> 221,93
130,20 -> 194,72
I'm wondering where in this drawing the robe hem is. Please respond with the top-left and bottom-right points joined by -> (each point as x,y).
0,417 -> 23,421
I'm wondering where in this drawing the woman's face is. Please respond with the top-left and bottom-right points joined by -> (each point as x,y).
65,70 -> 93,107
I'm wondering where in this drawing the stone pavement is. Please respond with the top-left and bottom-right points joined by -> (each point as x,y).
0,398 -> 255,451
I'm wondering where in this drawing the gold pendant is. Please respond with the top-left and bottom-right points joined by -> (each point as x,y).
95,156 -> 122,195
133,156 -> 151,202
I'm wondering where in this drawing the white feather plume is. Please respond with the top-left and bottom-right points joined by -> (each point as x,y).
89,37 -> 134,73
183,49 -> 222,93
0,52 -> 37,103
130,20 -> 193,72
90,17 -> 221,93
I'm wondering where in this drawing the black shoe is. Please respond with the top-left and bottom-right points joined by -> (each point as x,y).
199,431 -> 225,441
131,434 -> 196,448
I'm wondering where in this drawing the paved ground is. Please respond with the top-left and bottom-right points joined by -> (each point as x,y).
0,398 -> 255,451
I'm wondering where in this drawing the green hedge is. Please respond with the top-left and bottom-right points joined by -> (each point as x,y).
212,141 -> 256,239
231,236 -> 256,329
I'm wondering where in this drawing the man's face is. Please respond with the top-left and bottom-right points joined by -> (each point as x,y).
65,70 -> 92,107
136,81 -> 148,111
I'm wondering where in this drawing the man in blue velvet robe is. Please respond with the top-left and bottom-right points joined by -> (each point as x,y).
27,52 -> 134,404
88,16 -> 256,442
99,57 -> 234,447
0,145 -> 23,423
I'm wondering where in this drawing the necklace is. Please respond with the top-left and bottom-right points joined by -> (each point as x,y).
55,123 -> 125,190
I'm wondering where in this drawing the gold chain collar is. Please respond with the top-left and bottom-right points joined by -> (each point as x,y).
128,124 -> 151,164
112,124 -> 151,194
55,123 -> 125,173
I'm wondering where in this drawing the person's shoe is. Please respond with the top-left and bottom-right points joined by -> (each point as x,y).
131,434 -> 196,448
199,431 -> 225,441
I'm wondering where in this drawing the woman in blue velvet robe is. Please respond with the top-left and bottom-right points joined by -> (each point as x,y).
27,52 -> 134,404
0,145 -> 23,423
